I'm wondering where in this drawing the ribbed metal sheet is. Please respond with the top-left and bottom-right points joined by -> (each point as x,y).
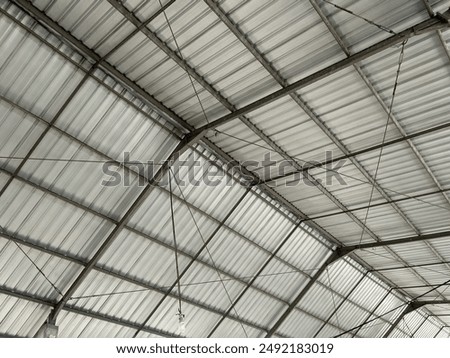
33,0 -> 137,57
277,309 -> 325,337
323,0 -> 429,53
0,235 -> 82,301
57,310 -> 137,338
0,178 -> 115,260
0,0 -> 449,338
220,0 -> 346,83
0,293 -> 51,337
209,317 -> 264,338
0,99 -> 47,172
69,270 -> 166,326
0,11 -> 87,120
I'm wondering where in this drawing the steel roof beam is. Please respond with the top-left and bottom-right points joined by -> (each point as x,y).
188,8 -> 450,136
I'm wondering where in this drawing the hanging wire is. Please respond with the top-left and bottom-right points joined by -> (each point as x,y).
169,167 -> 249,337
157,0 -> 210,125
358,39 -> 408,247
323,0 -> 397,35
168,169 -> 184,321
0,226 -> 62,296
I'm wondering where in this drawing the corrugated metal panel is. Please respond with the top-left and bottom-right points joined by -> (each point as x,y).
253,259 -> 310,303
220,0 -> 346,83
69,270 -> 166,326
0,12 -> 87,120
435,327 -> 450,338
18,128 -> 145,222
309,162 -> 385,211
0,99 -> 47,172
234,287 -> 286,327
300,281 -> 344,323
98,228 -> 189,288
197,225 -> 272,277
235,96 -> 345,164
209,317 -> 265,338
275,227 -> 331,276
127,184 -> 221,255
150,0 -> 281,106
355,141 -> 441,199
298,67 -> 402,152
351,205 -> 417,239
122,0 -> 173,22
163,147 -> 248,222
57,75 -> 180,164
226,190 -> 296,252
414,318 -> 440,338
0,236 -> 82,301
395,194 -> 450,233
211,119 -> 286,179
314,213 -> 374,245
176,260 -> 247,310
57,310 -> 137,338
277,309 -> 325,337
274,182 -> 345,219
411,128 -> 450,188
33,0 -> 137,57
322,0 -> 429,53
0,179 -> 115,260
0,293 -> 51,337
360,33 -> 450,133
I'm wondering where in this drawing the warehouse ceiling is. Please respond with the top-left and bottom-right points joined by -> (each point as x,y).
0,0 -> 450,338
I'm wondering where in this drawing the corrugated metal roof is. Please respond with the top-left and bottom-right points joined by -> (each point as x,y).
0,0 -> 449,338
